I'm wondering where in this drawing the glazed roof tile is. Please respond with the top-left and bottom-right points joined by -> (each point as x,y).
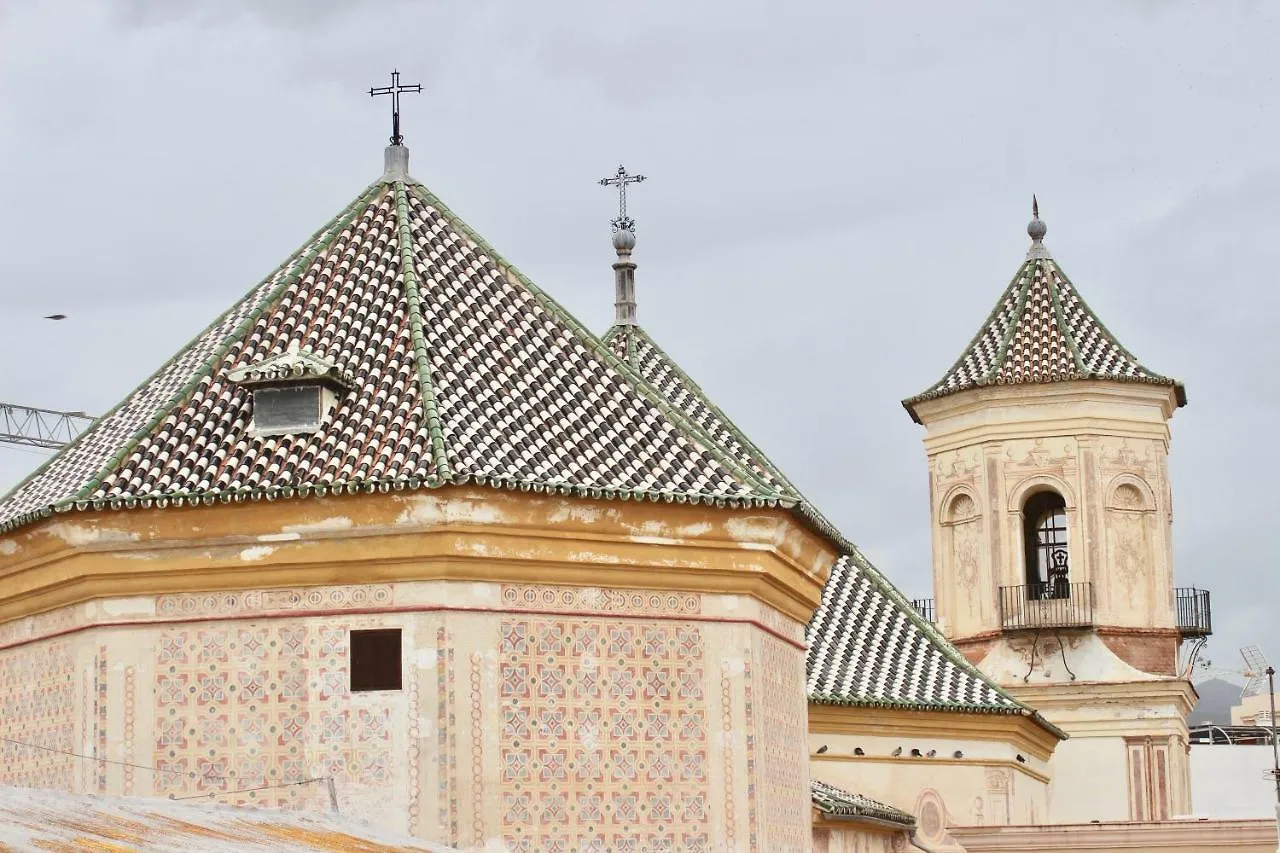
810,779 -> 914,826
602,322 -> 1056,722
0,152 -> 791,532
602,323 -> 792,493
904,244 -> 1184,421
806,551 -> 1043,715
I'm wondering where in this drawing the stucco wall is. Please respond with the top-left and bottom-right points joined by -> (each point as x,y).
0,579 -> 812,851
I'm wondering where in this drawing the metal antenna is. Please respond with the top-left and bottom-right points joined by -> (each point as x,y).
598,165 -> 646,232
369,70 -> 422,146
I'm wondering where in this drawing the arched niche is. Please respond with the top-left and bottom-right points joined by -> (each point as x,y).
1105,473 -> 1156,512
939,485 -> 980,526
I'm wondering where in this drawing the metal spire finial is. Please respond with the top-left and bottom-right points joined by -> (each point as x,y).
599,165 -> 646,233
369,70 -> 423,146
1027,194 -> 1050,259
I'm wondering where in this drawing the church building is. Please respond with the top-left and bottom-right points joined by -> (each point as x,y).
0,117 -> 1269,853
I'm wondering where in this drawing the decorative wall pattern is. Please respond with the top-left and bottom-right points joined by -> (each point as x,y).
155,585 -> 394,619
153,622 -> 393,810
501,584 -> 700,616
758,635 -> 810,851
0,640 -> 75,790
498,617 -> 711,852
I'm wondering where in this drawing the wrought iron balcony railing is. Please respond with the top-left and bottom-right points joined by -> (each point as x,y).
910,598 -> 935,623
999,581 -> 1094,631
1175,587 -> 1212,638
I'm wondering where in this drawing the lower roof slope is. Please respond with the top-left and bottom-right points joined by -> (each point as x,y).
0,154 -> 797,533
810,779 -> 914,827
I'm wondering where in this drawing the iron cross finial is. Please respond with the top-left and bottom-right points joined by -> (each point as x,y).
599,164 -> 646,232
369,69 -> 423,146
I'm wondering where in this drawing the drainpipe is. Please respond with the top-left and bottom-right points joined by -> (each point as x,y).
1268,667 -> 1279,853
907,830 -> 939,853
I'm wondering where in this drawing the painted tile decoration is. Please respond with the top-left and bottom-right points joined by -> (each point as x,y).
499,617 -> 710,853
153,622 -> 393,811
0,640 -> 75,790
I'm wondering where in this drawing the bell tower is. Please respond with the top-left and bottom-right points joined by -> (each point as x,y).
903,203 -> 1210,824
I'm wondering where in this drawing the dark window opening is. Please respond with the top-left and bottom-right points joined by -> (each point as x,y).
1023,491 -> 1069,599
252,385 -> 323,435
350,628 -> 402,692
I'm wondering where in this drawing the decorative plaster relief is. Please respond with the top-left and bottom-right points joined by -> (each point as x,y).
500,584 -> 700,617
497,617 -> 711,852
155,585 -> 394,619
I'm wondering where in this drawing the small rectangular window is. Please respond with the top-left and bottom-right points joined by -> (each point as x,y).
252,386 -> 322,435
350,628 -> 402,692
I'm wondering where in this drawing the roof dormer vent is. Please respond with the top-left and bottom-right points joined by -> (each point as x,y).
228,342 -> 355,437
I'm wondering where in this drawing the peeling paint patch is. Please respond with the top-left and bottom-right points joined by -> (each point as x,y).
718,595 -> 742,612
414,648 -> 439,669
99,597 -> 156,618
395,495 -> 505,527
239,545 -> 275,562
723,657 -> 746,677
0,540 -> 17,556
45,524 -> 141,548
258,532 -> 301,543
282,516 -> 354,535
724,516 -> 778,543
547,502 -> 605,524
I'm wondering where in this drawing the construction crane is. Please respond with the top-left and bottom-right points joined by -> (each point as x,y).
0,402 -> 94,450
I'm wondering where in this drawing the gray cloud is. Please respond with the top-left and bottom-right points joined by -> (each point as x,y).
0,0 -> 1275,679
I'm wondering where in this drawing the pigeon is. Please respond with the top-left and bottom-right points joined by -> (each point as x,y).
43,314 -> 67,320
853,747 -> 865,756
910,749 -> 922,757
815,744 -> 828,755
891,747 -> 902,756
926,749 -> 937,758
1016,754 -> 1027,764
953,750 -> 964,759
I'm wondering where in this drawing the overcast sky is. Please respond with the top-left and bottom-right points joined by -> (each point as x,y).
1,1 -> 1275,680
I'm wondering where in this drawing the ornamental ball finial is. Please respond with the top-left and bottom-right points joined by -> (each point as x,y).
612,228 -> 636,252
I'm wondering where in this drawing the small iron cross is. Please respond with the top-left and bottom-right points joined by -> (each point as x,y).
369,70 -> 422,146
599,165 -> 646,232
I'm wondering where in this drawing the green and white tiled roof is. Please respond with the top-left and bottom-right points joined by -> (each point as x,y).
810,780 -> 914,827
904,225 -> 1184,422
0,149 -> 803,533
601,321 -> 1058,724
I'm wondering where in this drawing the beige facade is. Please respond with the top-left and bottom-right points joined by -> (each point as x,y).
914,379 -> 1195,824
0,487 -> 832,851
808,705 -> 1057,831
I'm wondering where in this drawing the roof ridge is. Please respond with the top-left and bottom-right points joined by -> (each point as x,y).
603,323 -> 802,499
0,182 -> 383,511
1044,259 -> 1089,375
393,181 -> 451,481
985,259 -> 1039,385
406,183 -> 784,499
